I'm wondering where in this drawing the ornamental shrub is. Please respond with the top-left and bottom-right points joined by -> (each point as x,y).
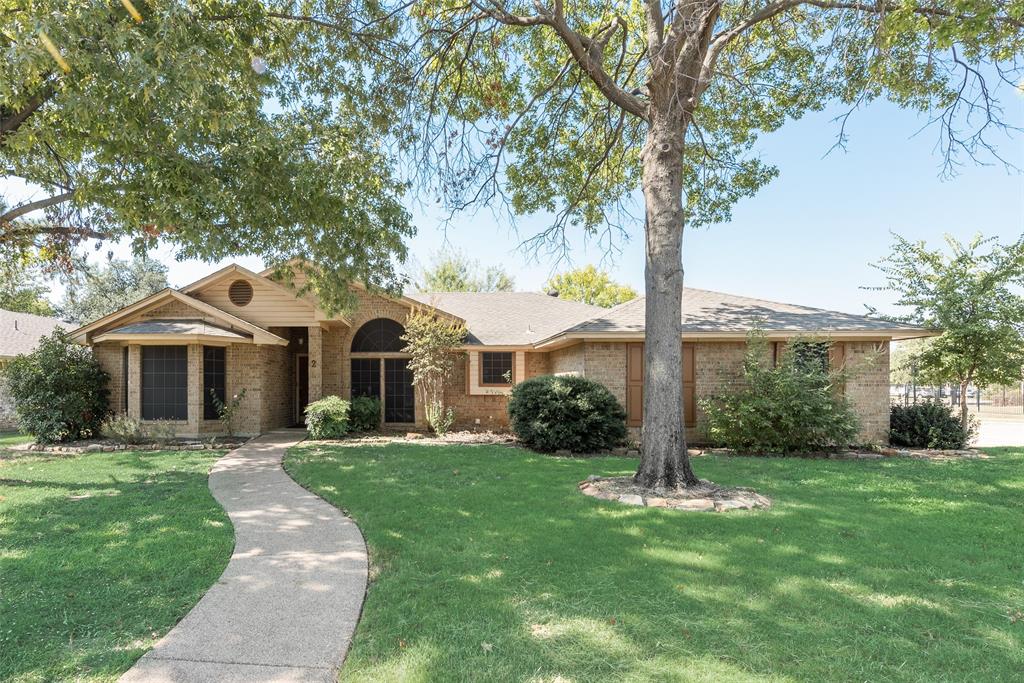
507,375 -> 627,453
349,396 -> 382,432
890,401 -> 975,449
700,331 -> 860,453
101,414 -> 143,444
305,395 -> 351,439
2,330 -> 109,443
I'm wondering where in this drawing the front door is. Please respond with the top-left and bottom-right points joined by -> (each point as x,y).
384,358 -> 415,423
296,354 -> 309,423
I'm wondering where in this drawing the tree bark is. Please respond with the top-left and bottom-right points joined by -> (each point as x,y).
960,379 -> 970,429
634,118 -> 699,489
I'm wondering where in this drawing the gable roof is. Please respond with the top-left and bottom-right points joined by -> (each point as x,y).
535,287 -> 932,344
70,289 -> 288,346
0,309 -> 69,358
406,291 -> 602,345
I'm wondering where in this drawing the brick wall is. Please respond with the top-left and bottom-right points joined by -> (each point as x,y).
843,340 -> 890,444
549,344 -> 584,375
260,344 -> 294,431
0,375 -> 16,430
584,343 -> 627,408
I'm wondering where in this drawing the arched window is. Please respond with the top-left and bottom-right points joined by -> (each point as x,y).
351,318 -> 406,353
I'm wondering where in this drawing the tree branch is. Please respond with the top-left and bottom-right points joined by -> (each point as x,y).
471,0 -> 648,119
1,83 -> 56,142
0,191 -> 76,224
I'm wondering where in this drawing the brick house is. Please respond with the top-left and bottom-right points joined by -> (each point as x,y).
71,263 -> 932,443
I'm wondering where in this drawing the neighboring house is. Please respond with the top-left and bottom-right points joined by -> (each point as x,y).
71,263 -> 933,443
0,309 -> 69,429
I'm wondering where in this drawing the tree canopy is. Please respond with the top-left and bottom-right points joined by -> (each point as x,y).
545,265 -> 637,307
1,1 -> 412,312
870,232 -> 1024,424
59,256 -> 169,324
415,251 -> 515,292
0,258 -> 54,315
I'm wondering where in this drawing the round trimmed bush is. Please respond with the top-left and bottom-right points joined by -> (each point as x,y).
508,375 -> 627,453
890,401 -> 975,449
2,330 -> 110,443
304,396 -> 351,439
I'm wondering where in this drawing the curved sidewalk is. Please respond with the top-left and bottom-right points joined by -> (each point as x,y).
121,430 -> 368,683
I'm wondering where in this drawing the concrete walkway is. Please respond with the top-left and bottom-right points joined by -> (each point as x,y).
121,430 -> 368,683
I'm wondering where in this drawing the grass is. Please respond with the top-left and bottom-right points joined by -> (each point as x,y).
285,444 -> 1024,682
0,431 -> 33,448
0,449 -> 233,682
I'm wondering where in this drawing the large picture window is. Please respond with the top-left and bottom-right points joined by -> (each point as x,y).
351,358 -> 381,398
141,346 -> 187,420
203,346 -> 226,420
480,352 -> 513,385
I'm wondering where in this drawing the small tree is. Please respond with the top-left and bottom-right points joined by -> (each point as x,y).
210,389 -> 247,438
3,329 -> 109,443
401,308 -> 467,434
869,233 -> 1024,428
544,266 -> 638,308
416,251 -> 515,292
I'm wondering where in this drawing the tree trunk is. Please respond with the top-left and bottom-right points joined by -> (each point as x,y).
634,119 -> 699,489
960,379 -> 970,429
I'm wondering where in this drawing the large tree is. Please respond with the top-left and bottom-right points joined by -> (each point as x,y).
391,0 -> 1023,489
59,256 -> 169,324
416,251 -> 516,291
1,1 -> 411,312
545,265 -> 637,307
870,233 -> 1024,428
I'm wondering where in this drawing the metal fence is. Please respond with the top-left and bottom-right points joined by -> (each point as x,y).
890,383 -> 1024,416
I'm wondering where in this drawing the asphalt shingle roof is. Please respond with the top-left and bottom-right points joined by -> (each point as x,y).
103,319 -> 251,340
406,291 -> 604,345
557,287 -> 923,337
0,309 -> 68,358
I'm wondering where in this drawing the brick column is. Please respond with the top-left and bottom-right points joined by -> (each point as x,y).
187,344 -> 203,435
308,325 -> 323,402
127,345 -> 141,420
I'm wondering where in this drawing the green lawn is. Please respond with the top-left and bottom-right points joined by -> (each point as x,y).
0,431 -> 33,448
0,449 -> 233,682
285,444 -> 1024,683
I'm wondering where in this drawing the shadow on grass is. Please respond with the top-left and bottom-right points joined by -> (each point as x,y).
286,443 -> 1024,682
0,450 -> 233,682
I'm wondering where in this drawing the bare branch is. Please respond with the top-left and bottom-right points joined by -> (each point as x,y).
0,191 -> 76,224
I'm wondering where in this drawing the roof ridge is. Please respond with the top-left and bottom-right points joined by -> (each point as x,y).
0,308 -> 68,323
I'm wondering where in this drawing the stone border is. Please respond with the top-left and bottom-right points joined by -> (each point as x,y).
20,439 -> 249,455
578,475 -> 772,512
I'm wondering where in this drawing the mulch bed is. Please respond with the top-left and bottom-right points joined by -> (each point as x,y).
579,475 -> 772,512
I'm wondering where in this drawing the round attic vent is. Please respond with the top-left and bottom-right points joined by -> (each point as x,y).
228,279 -> 254,307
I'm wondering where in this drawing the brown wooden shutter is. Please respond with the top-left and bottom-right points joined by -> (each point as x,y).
828,342 -> 845,370
683,343 -> 696,427
626,343 -> 644,427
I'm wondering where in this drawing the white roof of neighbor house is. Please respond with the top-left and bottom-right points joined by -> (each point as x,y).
546,287 -> 929,339
0,309 -> 69,358
406,291 -> 603,345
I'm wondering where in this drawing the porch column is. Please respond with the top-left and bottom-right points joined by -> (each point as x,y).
187,344 -> 203,434
127,344 -> 141,420
308,325 -> 323,403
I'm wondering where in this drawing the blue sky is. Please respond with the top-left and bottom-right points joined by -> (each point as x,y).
8,93 -> 1024,318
